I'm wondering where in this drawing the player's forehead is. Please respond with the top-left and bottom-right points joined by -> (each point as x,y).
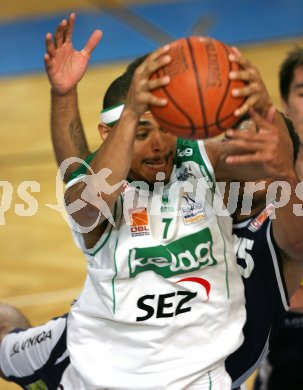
138,111 -> 157,125
291,66 -> 303,91
100,104 -> 158,128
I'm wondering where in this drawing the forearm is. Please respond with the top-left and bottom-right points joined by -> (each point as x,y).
273,171 -> 303,260
66,108 -> 139,227
51,88 -> 90,182
89,108 -> 138,195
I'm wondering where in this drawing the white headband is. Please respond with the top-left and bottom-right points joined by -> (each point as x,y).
100,103 -> 125,126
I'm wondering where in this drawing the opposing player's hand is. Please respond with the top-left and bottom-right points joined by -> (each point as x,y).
44,12 -> 102,95
225,107 -> 296,180
123,45 -> 171,118
229,47 -> 272,118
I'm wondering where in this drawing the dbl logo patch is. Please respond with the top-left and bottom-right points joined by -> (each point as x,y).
129,207 -> 150,237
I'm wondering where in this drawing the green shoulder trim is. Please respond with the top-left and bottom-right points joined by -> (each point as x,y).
67,151 -> 97,183
175,138 -> 202,166
176,138 -> 215,189
112,194 -> 124,314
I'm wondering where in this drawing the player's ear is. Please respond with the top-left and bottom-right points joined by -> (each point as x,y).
98,123 -> 110,140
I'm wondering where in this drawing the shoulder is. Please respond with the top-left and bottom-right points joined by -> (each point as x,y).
67,151 -> 97,184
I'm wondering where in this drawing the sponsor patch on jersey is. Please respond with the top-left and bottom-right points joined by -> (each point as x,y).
129,207 -> 150,237
160,194 -> 174,213
181,192 -> 206,225
176,164 -> 197,181
248,203 -> 274,232
128,227 -> 216,278
181,203 -> 206,225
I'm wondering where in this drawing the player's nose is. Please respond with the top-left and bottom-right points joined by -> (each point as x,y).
150,128 -> 164,151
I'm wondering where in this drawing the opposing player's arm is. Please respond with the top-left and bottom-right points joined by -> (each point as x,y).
207,109 -> 303,297
217,110 -> 303,272
208,108 -> 294,181
0,304 -> 31,379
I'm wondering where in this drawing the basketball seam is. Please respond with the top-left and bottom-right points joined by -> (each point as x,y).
151,112 -> 236,130
215,42 -> 232,130
156,64 -> 195,136
187,37 -> 209,138
152,37 -> 242,135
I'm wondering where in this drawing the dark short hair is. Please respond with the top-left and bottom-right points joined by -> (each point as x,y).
102,72 -> 133,109
279,46 -> 303,101
281,112 -> 300,162
103,53 -> 150,110
125,53 -> 150,74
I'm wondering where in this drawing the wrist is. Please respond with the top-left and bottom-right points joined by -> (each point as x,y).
51,86 -> 77,98
119,107 -> 140,128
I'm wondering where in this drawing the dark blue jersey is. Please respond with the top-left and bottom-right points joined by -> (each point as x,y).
253,311 -> 303,390
226,207 -> 289,389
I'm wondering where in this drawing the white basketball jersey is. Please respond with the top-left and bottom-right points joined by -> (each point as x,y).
67,138 -> 246,389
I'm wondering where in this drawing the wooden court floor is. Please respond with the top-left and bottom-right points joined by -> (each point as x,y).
0,24 -> 303,389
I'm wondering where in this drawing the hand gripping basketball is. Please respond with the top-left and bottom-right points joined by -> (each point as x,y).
149,36 -> 246,139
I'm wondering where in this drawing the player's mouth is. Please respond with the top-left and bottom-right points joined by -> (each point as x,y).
144,152 -> 173,171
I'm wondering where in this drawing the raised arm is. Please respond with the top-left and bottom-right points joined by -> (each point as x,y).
44,12 -> 102,182
216,108 -> 303,296
64,46 -> 171,246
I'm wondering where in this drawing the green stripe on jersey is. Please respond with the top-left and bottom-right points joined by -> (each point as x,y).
176,138 -> 215,187
67,151 -> 97,183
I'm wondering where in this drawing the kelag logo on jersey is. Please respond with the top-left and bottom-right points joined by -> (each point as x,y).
128,228 -> 216,278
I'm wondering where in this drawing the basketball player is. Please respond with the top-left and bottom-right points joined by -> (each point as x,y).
1,12 -> 302,390
63,54 -> 248,390
253,46 -> 303,390
0,114 -> 300,390
43,13 -> 303,390
0,113 -> 300,390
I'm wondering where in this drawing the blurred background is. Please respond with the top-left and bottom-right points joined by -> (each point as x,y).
1,0 -> 303,388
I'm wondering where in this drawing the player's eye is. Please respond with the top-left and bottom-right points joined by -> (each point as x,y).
160,127 -> 169,133
136,131 -> 149,140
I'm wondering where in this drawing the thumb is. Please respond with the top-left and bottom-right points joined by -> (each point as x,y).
265,105 -> 276,124
248,108 -> 271,132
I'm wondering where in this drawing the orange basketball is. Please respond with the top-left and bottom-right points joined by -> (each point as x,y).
150,36 -> 246,139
